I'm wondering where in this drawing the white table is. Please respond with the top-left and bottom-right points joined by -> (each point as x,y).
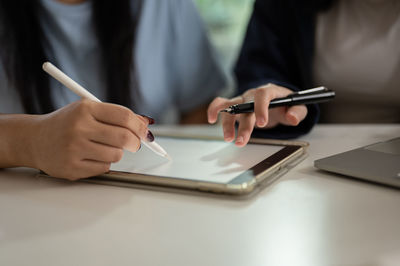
1,124 -> 400,266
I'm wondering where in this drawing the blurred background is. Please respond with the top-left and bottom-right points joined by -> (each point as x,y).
194,0 -> 255,91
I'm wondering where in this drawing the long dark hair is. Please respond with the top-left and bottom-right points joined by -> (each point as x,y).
0,0 -> 141,114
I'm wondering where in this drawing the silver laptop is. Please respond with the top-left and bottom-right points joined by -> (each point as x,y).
314,137 -> 400,187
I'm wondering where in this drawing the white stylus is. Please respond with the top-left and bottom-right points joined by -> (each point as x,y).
42,62 -> 170,160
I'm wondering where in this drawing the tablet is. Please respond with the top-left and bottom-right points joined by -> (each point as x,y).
90,136 -> 308,195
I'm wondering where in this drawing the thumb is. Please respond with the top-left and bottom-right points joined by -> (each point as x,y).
284,105 -> 308,126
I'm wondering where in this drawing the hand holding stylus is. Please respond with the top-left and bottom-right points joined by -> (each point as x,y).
42,62 -> 170,160
30,62 -> 170,181
208,83 -> 324,147
30,99 -> 149,180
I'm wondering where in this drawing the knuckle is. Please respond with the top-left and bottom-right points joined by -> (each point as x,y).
112,149 -> 124,163
68,117 -> 93,137
255,87 -> 264,93
133,141 -> 141,152
209,97 -> 222,110
258,83 -> 274,90
215,96 -> 225,103
265,82 -> 274,88
119,129 -> 132,146
91,163 -> 111,176
119,108 -> 134,127
136,121 -> 148,138
68,120 -> 85,136
247,88 -> 257,94
239,129 -> 252,138
256,85 -> 276,100
242,89 -> 256,99
97,126 -> 108,139
102,163 -> 111,173
66,132 -> 86,149
213,97 -> 229,107
76,99 -> 92,114
67,158 -> 81,170
255,86 -> 268,96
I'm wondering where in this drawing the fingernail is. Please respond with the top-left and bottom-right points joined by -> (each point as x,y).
146,130 -> 155,142
127,143 -> 139,153
289,111 -> 298,120
223,131 -> 233,142
288,112 -> 299,124
236,136 -> 244,144
257,118 -> 266,127
139,114 -> 155,125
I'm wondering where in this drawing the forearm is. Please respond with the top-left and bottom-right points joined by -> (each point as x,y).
0,114 -> 39,168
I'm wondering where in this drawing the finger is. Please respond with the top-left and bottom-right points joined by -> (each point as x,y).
236,113 -> 256,147
207,97 -> 226,124
267,105 -> 307,127
207,96 -> 242,124
253,84 -> 293,128
60,160 -> 111,181
75,160 -> 111,180
90,102 -> 148,140
137,114 -> 154,125
82,141 -> 126,163
254,87 -> 271,128
88,122 -> 141,152
221,113 -> 236,142
285,105 -> 308,126
264,107 -> 286,128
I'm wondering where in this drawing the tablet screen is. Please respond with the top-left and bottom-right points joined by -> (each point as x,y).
110,137 -> 284,184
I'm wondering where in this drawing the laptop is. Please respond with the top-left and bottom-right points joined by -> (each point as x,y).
314,137 -> 400,187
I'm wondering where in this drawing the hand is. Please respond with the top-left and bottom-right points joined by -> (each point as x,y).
30,99 -> 151,180
207,83 -> 307,147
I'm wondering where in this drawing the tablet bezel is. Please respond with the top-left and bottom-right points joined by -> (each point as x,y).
91,136 -> 308,195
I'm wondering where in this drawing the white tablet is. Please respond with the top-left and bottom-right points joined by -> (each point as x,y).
90,135 -> 308,195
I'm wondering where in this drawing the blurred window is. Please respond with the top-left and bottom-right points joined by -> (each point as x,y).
194,0 -> 254,72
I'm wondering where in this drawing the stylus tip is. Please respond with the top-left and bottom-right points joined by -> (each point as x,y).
164,154 -> 172,161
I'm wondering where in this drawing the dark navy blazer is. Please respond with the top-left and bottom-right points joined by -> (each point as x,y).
235,0 -> 333,139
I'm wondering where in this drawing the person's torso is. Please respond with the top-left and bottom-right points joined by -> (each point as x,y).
0,0 -> 205,122
313,0 -> 400,123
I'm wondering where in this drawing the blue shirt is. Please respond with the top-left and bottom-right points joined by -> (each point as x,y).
0,0 -> 226,123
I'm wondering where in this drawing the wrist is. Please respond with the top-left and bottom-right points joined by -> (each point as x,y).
0,114 -> 42,169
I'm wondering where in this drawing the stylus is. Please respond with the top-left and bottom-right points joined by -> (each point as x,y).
42,62 -> 171,160
221,86 -> 335,114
